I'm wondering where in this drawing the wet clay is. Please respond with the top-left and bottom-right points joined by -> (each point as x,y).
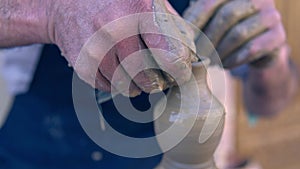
154,60 -> 225,169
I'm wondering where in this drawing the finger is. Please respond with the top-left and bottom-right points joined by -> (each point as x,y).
183,0 -> 227,30
218,7 -> 281,60
249,44 -> 289,68
223,23 -> 286,68
99,47 -> 141,97
116,35 -> 167,93
140,0 -> 195,86
204,0 -> 258,46
171,5 -> 197,53
250,0 -> 276,10
164,0 -> 181,15
189,0 -> 277,65
95,69 -> 114,92
75,28 -> 116,89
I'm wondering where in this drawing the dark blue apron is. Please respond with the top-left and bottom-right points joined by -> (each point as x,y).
0,1 -> 190,169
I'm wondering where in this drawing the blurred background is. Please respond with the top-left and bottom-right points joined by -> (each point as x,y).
235,1 -> 300,169
0,58 -> 12,129
0,0 -> 299,169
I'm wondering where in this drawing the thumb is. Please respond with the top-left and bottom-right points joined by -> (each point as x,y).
139,0 -> 197,86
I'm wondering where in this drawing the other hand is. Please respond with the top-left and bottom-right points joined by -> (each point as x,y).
184,0 -> 286,69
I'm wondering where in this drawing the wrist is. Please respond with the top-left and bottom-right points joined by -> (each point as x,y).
0,0 -> 52,46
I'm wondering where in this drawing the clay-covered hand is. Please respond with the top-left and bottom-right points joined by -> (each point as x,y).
48,0 -> 197,97
243,44 -> 299,117
183,0 -> 286,69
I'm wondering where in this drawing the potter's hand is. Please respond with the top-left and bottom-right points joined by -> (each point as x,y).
184,0 -> 286,69
243,44 -> 299,117
0,0 -> 196,97
50,0 -> 197,97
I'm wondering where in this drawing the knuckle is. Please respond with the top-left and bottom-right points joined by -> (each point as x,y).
247,43 -> 257,57
232,26 -> 247,42
166,45 -> 191,65
273,9 -> 282,22
252,0 -> 275,9
264,8 -> 282,23
221,3 -> 239,21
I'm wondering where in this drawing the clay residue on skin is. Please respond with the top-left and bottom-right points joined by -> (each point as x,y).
144,0 -> 198,86
217,13 -> 265,59
116,35 -> 166,94
183,0 -> 227,30
204,0 -> 257,46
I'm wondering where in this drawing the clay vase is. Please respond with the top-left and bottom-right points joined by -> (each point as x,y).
154,60 -> 225,169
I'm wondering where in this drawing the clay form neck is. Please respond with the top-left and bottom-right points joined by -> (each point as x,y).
154,60 -> 225,169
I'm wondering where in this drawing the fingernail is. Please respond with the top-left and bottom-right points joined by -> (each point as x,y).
129,90 -> 142,97
150,78 -> 166,92
164,73 -> 176,86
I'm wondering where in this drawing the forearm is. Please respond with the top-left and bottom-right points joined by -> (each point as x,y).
0,0 -> 51,47
243,47 -> 299,117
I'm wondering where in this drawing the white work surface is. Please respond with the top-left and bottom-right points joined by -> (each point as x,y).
0,57 -> 12,128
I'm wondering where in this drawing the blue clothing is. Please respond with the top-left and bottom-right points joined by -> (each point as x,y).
0,1 -> 190,169
0,45 -> 162,169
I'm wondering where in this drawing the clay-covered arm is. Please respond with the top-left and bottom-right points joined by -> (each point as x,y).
0,0 -> 51,47
242,45 -> 299,117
